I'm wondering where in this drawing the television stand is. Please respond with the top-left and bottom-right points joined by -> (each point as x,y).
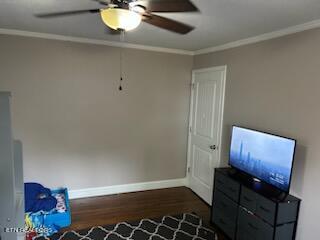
211,167 -> 301,240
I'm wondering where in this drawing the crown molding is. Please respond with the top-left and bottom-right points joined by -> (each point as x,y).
194,18 -> 320,55
0,28 -> 194,56
2,18 -> 320,57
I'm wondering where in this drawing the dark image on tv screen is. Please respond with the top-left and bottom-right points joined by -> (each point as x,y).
229,126 -> 296,192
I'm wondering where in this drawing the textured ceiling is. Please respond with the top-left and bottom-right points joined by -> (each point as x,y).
1,0 -> 320,50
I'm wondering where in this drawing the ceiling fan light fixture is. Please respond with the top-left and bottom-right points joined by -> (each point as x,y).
100,8 -> 142,31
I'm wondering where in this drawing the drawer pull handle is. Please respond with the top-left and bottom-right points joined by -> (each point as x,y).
248,223 -> 259,231
259,206 -> 270,213
243,196 -> 252,202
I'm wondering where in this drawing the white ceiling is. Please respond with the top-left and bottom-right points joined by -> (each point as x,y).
1,0 -> 320,51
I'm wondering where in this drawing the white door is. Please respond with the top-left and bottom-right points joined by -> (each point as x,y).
187,66 -> 226,204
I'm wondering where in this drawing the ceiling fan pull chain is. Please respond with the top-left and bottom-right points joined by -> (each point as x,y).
119,30 -> 125,91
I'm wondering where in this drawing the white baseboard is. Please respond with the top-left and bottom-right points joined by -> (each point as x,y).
69,178 -> 188,199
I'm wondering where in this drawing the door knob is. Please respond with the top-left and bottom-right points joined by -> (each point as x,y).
210,145 -> 217,150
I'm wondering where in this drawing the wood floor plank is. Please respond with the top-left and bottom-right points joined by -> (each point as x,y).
65,186 -> 226,239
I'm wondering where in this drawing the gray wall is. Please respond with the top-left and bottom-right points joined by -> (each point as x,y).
1,27 -> 319,239
0,35 -> 193,190
194,27 -> 320,240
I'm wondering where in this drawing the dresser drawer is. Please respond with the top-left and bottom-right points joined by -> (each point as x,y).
256,195 -> 276,225
277,201 -> 299,225
213,189 -> 238,222
212,209 -> 236,240
237,227 -> 256,240
240,186 -> 257,213
237,207 -> 274,240
215,171 -> 240,202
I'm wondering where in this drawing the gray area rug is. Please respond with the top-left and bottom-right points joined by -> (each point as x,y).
35,213 -> 216,240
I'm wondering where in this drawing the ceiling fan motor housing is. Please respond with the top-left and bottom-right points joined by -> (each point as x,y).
110,0 -> 138,8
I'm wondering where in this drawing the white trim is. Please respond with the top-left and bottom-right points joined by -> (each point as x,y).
194,19 -> 320,55
191,65 -> 227,74
1,18 -> 320,56
216,66 -> 226,170
68,178 -> 188,199
185,74 -> 195,187
186,66 -> 227,201
0,28 -> 193,55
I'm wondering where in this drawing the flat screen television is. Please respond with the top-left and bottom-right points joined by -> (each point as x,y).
229,126 -> 296,192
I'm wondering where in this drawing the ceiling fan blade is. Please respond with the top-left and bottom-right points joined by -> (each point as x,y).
91,0 -> 110,6
35,9 -> 101,18
92,0 -> 119,7
143,13 -> 194,34
134,0 -> 198,12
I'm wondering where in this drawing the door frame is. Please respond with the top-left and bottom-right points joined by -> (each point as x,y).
186,65 -> 227,193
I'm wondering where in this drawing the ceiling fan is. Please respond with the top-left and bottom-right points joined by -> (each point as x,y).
35,0 -> 199,34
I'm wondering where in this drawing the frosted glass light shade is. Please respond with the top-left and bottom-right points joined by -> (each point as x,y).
100,8 -> 142,31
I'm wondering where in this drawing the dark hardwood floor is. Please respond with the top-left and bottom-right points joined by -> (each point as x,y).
66,186 -> 226,239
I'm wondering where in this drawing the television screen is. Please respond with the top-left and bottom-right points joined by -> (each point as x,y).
229,126 -> 296,192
